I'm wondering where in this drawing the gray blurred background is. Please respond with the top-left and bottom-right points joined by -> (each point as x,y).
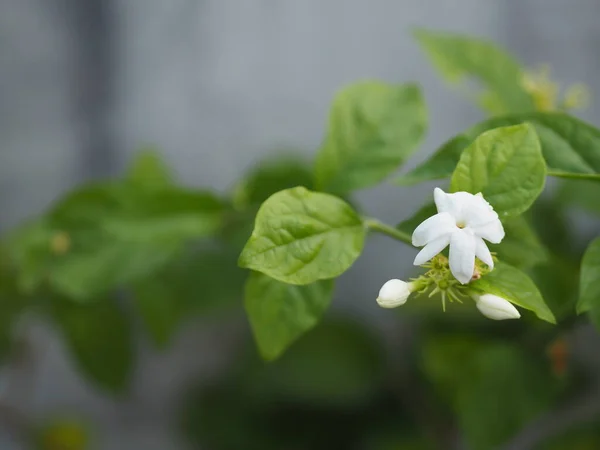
1,0 -> 599,448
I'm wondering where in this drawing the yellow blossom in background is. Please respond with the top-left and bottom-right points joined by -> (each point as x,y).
521,64 -> 590,112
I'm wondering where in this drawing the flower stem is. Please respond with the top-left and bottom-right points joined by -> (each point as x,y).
364,218 -> 412,245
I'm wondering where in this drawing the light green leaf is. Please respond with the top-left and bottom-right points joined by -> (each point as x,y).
239,187 -> 366,284
49,296 -> 133,393
471,262 -> 556,323
396,113 -> 600,185
457,344 -> 557,450
414,29 -> 533,115
126,147 -> 173,189
244,272 -> 334,361
577,237 -> 600,315
490,216 -> 548,269
450,124 -> 546,217
315,81 -> 426,193
233,154 -> 314,208
133,247 -> 246,348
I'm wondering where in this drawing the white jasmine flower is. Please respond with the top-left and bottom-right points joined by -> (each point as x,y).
412,188 -> 505,284
376,279 -> 414,308
472,293 -> 521,320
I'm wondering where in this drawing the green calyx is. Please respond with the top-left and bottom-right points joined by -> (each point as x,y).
411,254 -> 493,311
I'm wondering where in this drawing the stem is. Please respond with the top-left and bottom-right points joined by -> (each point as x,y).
364,218 -> 412,245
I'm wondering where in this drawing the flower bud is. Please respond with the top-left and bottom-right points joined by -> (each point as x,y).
377,279 -> 413,308
473,293 -> 521,320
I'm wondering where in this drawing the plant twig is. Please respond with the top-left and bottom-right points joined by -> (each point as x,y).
364,218 -> 412,245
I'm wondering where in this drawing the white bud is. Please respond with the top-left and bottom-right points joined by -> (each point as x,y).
377,279 -> 413,308
473,293 -> 521,320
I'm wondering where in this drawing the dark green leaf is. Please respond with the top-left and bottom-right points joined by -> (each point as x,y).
239,187 -> 366,284
457,344 -> 556,450
315,81 -> 426,193
49,296 -> 133,393
490,216 -> 548,269
471,262 -> 555,323
414,29 -> 533,115
396,113 -> 600,185
233,155 -> 314,208
577,237 -> 600,315
133,246 -> 246,348
248,319 -> 384,407
450,124 -> 546,217
244,272 -> 334,361
557,178 -> 600,215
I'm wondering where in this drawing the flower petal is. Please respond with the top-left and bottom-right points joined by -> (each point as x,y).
473,293 -> 521,320
474,237 -> 494,268
412,212 -> 456,247
472,219 -> 505,244
464,195 -> 499,228
449,229 -> 476,284
413,234 -> 451,266
433,188 -> 473,221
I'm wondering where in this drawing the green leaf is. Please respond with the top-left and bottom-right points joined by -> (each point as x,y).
125,147 -> 173,189
8,184 -> 226,300
396,113 -> 600,185
244,272 -> 334,361
457,344 -> 556,450
239,187 -> 366,284
490,216 -> 548,269
233,154 -> 314,208
315,81 -> 426,193
0,262 -> 29,363
557,178 -> 600,215
247,319 -> 384,407
450,124 -> 546,217
577,237 -> 600,315
133,246 -> 246,348
471,262 -> 556,323
49,296 -> 133,393
414,29 -> 533,115
531,256 -> 579,322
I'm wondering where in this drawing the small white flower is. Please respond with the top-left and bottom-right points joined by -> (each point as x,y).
412,188 -> 505,284
472,293 -> 521,320
376,279 -> 414,308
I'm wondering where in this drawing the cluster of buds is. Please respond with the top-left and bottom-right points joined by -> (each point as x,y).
521,64 -> 590,112
376,188 -> 521,321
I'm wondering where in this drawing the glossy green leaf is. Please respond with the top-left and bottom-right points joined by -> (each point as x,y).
396,113 -> 600,185
577,237 -> 600,315
315,81 -> 426,193
244,272 -> 334,361
126,147 -> 173,189
133,247 -> 246,348
414,29 -> 533,115
233,155 -> 314,208
457,344 -> 556,450
239,187 -> 366,284
490,216 -> 548,269
49,296 -> 133,393
471,262 -> 555,323
450,124 -> 546,217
